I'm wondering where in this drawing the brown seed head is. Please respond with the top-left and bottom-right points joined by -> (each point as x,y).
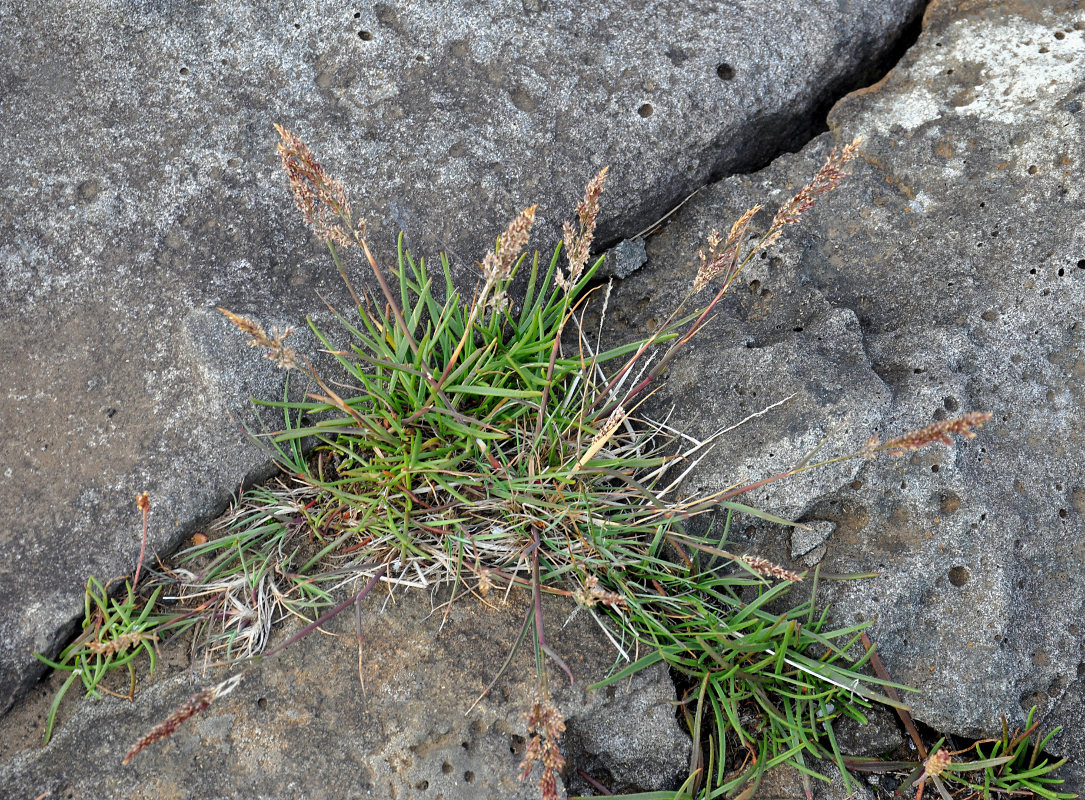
763,136 -> 862,248
123,674 -> 242,765
573,574 -> 628,610
136,491 -> 150,514
86,630 -> 158,657
275,124 -> 361,246
741,555 -> 803,582
694,204 -> 762,292
880,412 -> 993,456
518,690 -> 566,800
123,689 -> 214,765
481,205 -> 537,312
558,167 -> 608,292
219,308 -> 298,370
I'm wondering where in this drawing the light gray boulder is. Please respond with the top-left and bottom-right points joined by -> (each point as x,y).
608,0 -> 1085,793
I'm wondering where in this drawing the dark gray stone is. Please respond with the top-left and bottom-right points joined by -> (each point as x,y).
0,0 -> 923,717
601,238 -> 648,280
607,0 -> 1085,793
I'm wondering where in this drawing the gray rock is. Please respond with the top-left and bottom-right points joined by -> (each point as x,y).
607,0 -> 1085,792
0,588 -> 688,798
600,238 -> 648,280
0,0 -> 924,716
792,520 -> 836,565
639,304 -> 892,522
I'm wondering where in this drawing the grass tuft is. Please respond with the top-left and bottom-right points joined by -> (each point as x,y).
32,128 -> 1050,800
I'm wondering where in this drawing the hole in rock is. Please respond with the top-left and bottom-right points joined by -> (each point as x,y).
948,566 -> 969,586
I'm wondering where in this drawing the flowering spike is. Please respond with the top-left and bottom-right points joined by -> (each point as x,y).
741,555 -> 803,582
275,124 -> 360,246
762,136 -> 862,248
218,308 -> 298,370
518,690 -> 566,800
481,205 -> 537,312
123,674 -> 243,765
880,412 -> 993,456
122,689 -> 213,765
557,167 -> 608,292
694,204 -> 762,292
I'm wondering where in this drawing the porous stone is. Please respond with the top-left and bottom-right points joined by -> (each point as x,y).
0,589 -> 689,798
0,0 -> 924,718
607,0 -> 1085,792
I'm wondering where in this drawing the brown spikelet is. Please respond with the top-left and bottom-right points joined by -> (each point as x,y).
275,124 -> 360,246
85,630 -> 158,657
880,412 -> 993,456
135,491 -> 150,514
557,167 -> 608,292
122,689 -> 213,765
481,205 -> 537,312
762,136 -> 862,248
218,308 -> 298,370
693,204 -> 762,292
740,555 -> 803,583
518,690 -> 566,800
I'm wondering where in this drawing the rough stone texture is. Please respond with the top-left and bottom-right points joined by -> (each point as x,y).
607,0 -> 1085,793
0,589 -> 689,798
0,0 -> 925,718
640,304 -> 892,521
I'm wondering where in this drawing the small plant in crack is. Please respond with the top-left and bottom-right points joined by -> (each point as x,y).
34,492 -> 162,744
36,128 -> 1013,798
843,648 -> 1075,800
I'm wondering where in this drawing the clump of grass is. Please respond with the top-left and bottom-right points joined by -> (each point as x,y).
36,128 -> 1032,798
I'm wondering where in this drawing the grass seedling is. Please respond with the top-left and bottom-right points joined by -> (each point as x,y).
846,642 -> 1076,800
34,493 -> 162,744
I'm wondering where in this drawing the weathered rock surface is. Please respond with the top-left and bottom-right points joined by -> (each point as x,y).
0,0 -> 923,721
0,589 -> 689,798
607,0 -> 1085,792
